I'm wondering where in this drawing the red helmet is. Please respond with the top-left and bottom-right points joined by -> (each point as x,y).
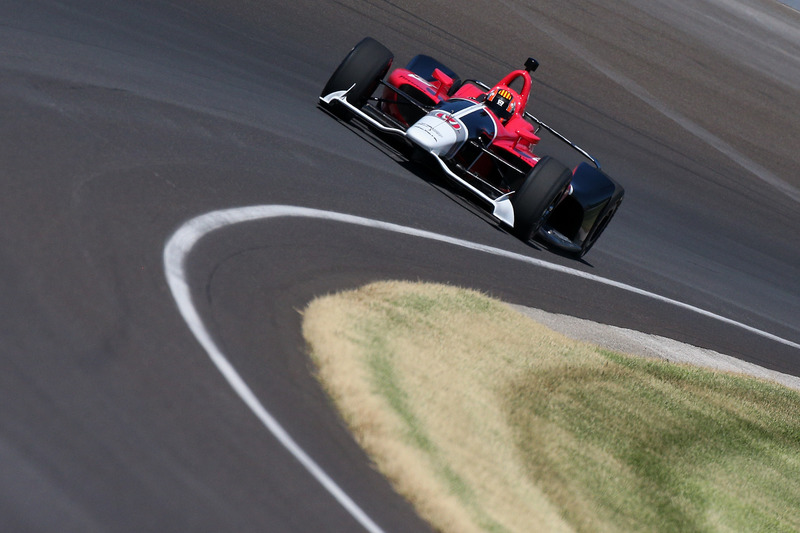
485,85 -> 519,121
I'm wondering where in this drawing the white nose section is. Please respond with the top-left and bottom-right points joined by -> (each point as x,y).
406,111 -> 467,159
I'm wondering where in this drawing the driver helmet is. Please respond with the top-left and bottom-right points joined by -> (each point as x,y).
485,85 -> 517,121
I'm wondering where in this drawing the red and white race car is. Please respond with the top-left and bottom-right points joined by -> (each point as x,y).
320,37 -> 624,258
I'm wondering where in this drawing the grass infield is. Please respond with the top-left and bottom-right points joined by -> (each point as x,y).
302,281 -> 800,532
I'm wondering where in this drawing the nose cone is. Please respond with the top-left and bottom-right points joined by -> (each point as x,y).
405,111 -> 466,159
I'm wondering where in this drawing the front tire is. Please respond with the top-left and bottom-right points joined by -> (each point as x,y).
320,37 -> 394,115
511,156 -> 572,242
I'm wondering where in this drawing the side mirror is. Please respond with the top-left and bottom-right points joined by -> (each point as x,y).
514,128 -> 540,149
432,68 -> 455,98
432,68 -> 453,86
524,57 -> 539,73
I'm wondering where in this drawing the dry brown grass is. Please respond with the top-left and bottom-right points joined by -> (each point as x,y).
303,281 -> 583,532
302,281 -> 800,533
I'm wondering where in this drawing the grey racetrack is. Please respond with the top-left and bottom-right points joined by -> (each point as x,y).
1,0 -> 799,531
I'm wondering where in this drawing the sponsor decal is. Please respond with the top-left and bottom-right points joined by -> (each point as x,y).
434,111 -> 462,130
407,73 -> 431,86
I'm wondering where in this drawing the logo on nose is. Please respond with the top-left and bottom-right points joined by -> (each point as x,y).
434,112 -> 462,130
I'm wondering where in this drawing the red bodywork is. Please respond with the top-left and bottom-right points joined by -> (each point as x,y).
381,66 -> 543,173
319,40 -> 625,257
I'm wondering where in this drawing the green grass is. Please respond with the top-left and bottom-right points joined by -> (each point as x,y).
303,281 -> 800,532
506,350 -> 800,532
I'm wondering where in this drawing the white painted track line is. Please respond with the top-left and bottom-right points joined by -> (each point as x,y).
163,204 -> 800,532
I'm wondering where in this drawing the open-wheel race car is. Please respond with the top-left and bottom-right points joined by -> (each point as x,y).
319,37 -> 624,258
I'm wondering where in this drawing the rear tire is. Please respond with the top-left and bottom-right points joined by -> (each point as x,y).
511,156 -> 572,242
320,37 -> 394,116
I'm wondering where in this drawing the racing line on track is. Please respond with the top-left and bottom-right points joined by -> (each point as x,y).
162,204 -> 800,533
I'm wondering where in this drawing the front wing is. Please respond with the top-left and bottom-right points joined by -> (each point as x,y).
320,86 -> 518,227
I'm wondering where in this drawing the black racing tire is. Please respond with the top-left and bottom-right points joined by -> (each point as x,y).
575,184 -> 624,258
320,37 -> 393,114
511,156 -> 573,242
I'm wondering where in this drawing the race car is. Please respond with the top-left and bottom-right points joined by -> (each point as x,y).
319,37 -> 624,258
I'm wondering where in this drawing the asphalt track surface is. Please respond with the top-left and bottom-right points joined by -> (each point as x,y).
2,0 -> 799,531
